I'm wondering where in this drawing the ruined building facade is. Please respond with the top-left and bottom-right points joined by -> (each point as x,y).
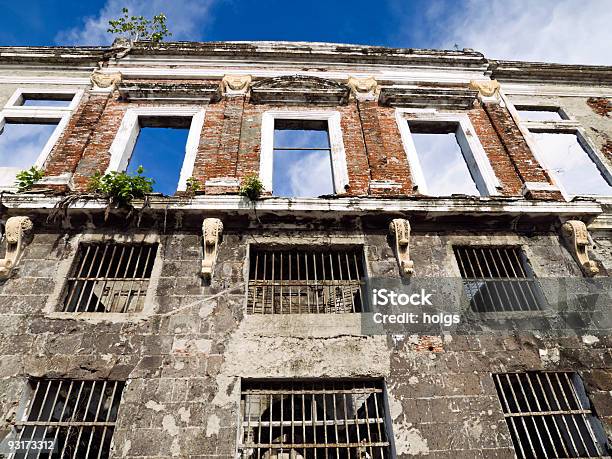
0,42 -> 611,458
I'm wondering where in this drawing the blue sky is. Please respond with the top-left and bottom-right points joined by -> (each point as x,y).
1,0 -> 610,65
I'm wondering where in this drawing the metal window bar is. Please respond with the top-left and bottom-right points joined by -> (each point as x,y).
60,242 -> 158,313
493,372 -> 609,459
247,248 -> 365,314
239,380 -> 392,459
10,379 -> 125,459
453,246 -> 544,312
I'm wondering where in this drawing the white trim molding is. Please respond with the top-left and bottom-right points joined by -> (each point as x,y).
0,110 -> 70,190
259,109 -> 349,195
106,106 -> 206,192
395,108 -> 501,197
0,89 -> 84,190
4,88 -> 83,111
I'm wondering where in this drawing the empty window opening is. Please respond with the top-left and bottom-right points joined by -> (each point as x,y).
409,121 -> 480,196
516,106 -> 565,122
0,120 -> 58,185
493,372 -> 609,458
247,246 -> 365,314
531,132 -> 612,196
454,246 -> 545,312
239,379 -> 392,459
126,117 -> 191,196
19,93 -> 74,108
273,119 -> 334,197
60,242 -> 158,313
11,379 -> 124,459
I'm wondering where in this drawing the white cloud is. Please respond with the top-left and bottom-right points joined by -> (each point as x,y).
394,0 -> 612,65
282,152 -> 334,197
55,0 -> 217,45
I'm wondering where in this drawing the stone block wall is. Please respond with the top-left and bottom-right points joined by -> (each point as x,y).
0,225 -> 610,458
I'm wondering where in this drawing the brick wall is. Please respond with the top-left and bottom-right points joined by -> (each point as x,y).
50,86 -> 568,200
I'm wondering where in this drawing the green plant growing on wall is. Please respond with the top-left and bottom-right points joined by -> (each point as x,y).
15,166 -> 45,192
185,176 -> 202,193
239,175 -> 264,201
107,8 -> 172,45
88,166 -> 154,206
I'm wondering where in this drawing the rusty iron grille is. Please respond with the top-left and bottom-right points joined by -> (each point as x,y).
453,246 -> 545,312
11,379 -> 125,459
493,372 -> 609,458
247,247 -> 365,314
60,242 -> 158,313
239,380 -> 392,459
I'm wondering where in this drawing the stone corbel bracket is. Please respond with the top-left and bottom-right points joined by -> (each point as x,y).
91,70 -> 122,92
221,75 -> 252,97
469,79 -> 502,105
0,216 -> 33,280
389,218 -> 414,277
561,220 -> 599,276
201,218 -> 224,279
347,76 -> 379,101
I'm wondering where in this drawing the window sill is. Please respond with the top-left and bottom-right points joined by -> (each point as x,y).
44,311 -> 150,323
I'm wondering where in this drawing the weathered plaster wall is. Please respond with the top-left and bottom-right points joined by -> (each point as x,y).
0,225 -> 610,458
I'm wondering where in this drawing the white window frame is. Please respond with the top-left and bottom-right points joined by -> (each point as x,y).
259,110 -> 349,195
395,108 -> 500,197
513,103 -> 572,122
4,88 -> 83,111
44,232 -> 163,322
106,106 -> 206,192
0,89 -> 83,190
506,100 -> 612,201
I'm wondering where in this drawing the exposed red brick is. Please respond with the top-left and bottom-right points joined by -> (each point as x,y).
43,92 -> 111,180
57,86 -> 567,200
481,102 -> 563,200
358,101 -> 412,195
587,97 -> 611,117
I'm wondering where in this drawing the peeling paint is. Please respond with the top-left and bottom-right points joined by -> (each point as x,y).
394,422 -> 429,456
206,413 -> 221,437
582,335 -> 600,345
145,400 -> 165,412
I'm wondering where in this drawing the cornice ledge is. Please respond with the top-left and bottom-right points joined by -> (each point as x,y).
0,194 -> 603,219
379,86 -> 479,109
117,80 -> 221,102
250,74 -> 350,105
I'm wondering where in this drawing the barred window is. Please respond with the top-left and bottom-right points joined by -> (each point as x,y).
10,379 -> 124,459
493,372 -> 609,458
247,247 -> 365,314
454,246 -> 544,312
61,242 -> 158,313
239,380 -> 392,458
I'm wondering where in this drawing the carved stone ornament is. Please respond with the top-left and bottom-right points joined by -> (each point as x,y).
91,70 -> 122,91
560,220 -> 599,276
0,216 -> 33,280
201,218 -> 224,279
389,218 -> 414,277
221,75 -> 252,96
468,80 -> 501,97
347,76 -> 378,100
